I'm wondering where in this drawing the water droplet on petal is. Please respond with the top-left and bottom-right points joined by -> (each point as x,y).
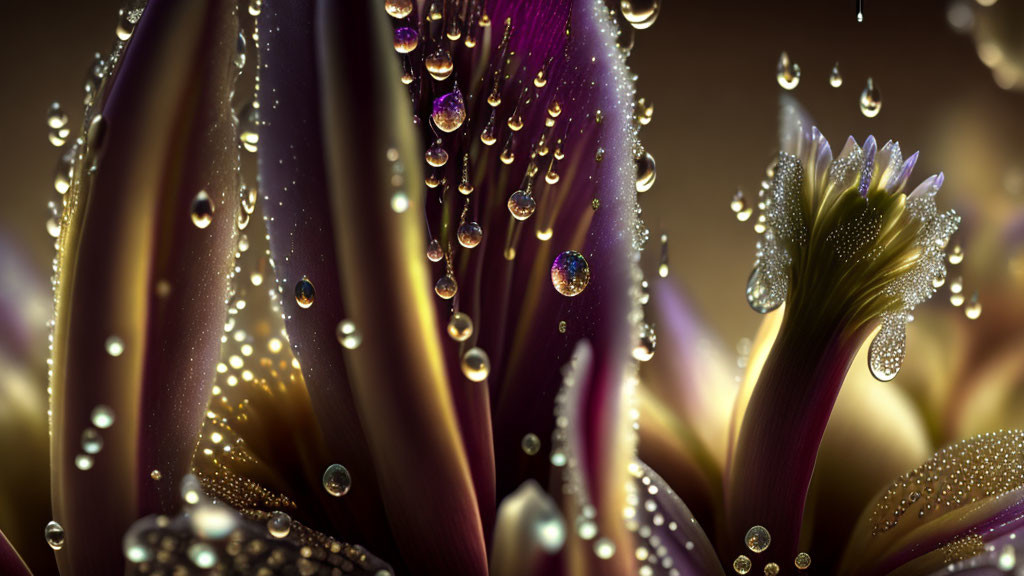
267,511 -> 291,538
521,433 -> 541,455
776,51 -> 801,90
636,152 -> 656,192
734,555 -> 752,574
633,323 -> 656,362
551,251 -> 590,297
461,347 -> 490,382
234,32 -> 246,69
425,47 -> 454,81
336,320 -> 362,349
829,62 -> 843,87
239,101 -> 259,152
620,0 -> 660,30
507,190 -> 536,220
81,428 -> 103,454
295,276 -> 315,309
322,464 -> 352,497
868,313 -> 906,382
45,521 -> 65,550
745,525 -> 771,553
91,405 -> 115,429
859,78 -> 882,118
384,0 -> 413,18
794,552 -> 811,570
393,26 -> 418,53
432,89 -> 466,132
447,312 -> 473,341
191,191 -> 215,229
965,291 -> 982,320
746,265 -> 784,313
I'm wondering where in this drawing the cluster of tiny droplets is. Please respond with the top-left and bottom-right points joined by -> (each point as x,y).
869,430 -> 1024,537
942,535 -> 1022,573
622,460 -> 703,576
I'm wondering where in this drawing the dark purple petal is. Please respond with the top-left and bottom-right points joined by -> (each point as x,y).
0,529 -> 31,576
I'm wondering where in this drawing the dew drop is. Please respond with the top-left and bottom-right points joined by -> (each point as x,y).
733,555 -> 752,574
336,320 -> 362,349
745,265 -> 784,314
594,537 -> 616,559
461,347 -> 490,382
558,320 -> 567,333
239,101 -> 259,152
150,469 -> 162,480
633,323 -> 656,362
447,312 -> 474,341
267,511 -> 291,538
393,26 -> 419,53
507,190 -> 537,220
521,433 -> 541,455
322,463 -> 352,497
457,222 -> 483,248
91,405 -> 115,429
190,190 -> 215,229
948,241 -> 964,265
45,521 -> 65,550
829,62 -> 843,87
620,0 -> 660,30
745,525 -> 771,553
551,251 -> 591,297
426,238 -> 444,262
81,428 -> 103,454
435,274 -> 458,299
294,276 -> 315,309
47,102 -> 68,130
187,542 -> 217,569
425,47 -> 454,81
868,313 -> 906,382
776,51 -> 801,90
390,192 -> 409,213
105,335 -> 124,357
859,78 -> 882,118
763,563 -> 780,576
636,151 -> 657,193
794,552 -> 811,570
384,0 -> 413,18
46,216 -> 62,239
965,291 -> 982,320
74,454 -> 94,471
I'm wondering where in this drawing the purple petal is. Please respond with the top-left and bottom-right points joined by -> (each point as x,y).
892,150 -> 920,195
0,529 -> 31,576
858,135 -> 878,196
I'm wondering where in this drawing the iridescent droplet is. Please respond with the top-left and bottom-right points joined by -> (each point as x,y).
457,222 -> 483,248
461,347 -> 490,382
521,433 -> 541,455
426,239 -> 444,262
432,89 -> 466,132
425,47 -> 454,81
859,78 -> 882,118
384,0 -> 413,18
745,525 -> 771,553
322,463 -> 352,497
267,511 -> 291,538
948,241 -> 964,265
551,251 -> 591,297
829,62 -> 843,87
295,276 -> 315,309
336,320 -> 362,349
776,51 -> 801,90
734,555 -> 752,574
794,552 -> 811,570
105,335 -> 124,357
393,26 -> 419,53
81,427 -> 103,454
191,190 -> 215,229
763,563 -> 780,576
435,275 -> 458,299
47,102 -> 68,130
187,542 -> 217,569
447,312 -> 474,341
91,405 -> 115,429
507,190 -> 537,220
633,323 -> 656,362
620,0 -> 659,30
636,152 -> 656,192
45,521 -> 65,550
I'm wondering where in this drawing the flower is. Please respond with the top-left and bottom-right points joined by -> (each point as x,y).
3,0 -> 663,575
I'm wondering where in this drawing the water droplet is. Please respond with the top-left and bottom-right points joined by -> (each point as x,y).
794,552 -> 811,570
91,405 -> 115,429
633,323 -> 656,362
763,563 -> 780,576
181,474 -> 202,504
187,542 -> 218,569
384,0 -> 413,18
948,241 -> 964,265
75,454 -> 94,470
426,239 -> 444,262
45,521 -> 65,550
435,274 -> 458,299
267,511 -> 291,538
734,555 -> 752,574
115,9 -> 137,41
457,222 -> 483,248
390,192 -> 409,213
105,335 -> 124,357
47,215 -> 62,239
776,51 -> 801,90
558,320 -> 567,333
47,102 -> 68,130
636,152 -> 656,192
248,0 -> 262,16
393,26 -> 418,53
868,313 -> 906,382
829,62 -> 843,87
746,265 -> 784,313
295,276 -> 315,309
745,525 -> 771,553
859,78 -> 882,118
239,101 -> 259,152
425,47 -> 454,81
620,0 -> 660,30
123,525 -> 152,563
999,544 -> 1016,571
150,469 -> 162,480
191,190 -> 215,229
551,251 -> 591,297
322,464 -> 352,497
425,141 -> 449,167
461,347 -> 490,382
81,428 -> 103,454
336,320 -> 362,349
507,190 -> 537,220
965,291 -> 982,320
577,517 -> 597,540
521,433 -> 541,455
447,312 -> 474,341
637,98 -> 654,125
594,537 -> 616,559
234,32 -> 246,69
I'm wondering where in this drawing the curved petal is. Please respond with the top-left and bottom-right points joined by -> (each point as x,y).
490,480 -> 566,576
49,0 -> 239,573
0,529 -> 31,576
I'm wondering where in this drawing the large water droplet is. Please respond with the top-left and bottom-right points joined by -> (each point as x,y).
794,552 -> 811,570
435,275 -> 458,299
461,347 -> 490,382
507,190 -> 536,220
45,521 -> 65,550
393,26 -> 418,53
115,9 -> 137,41
551,251 -> 591,297
859,77 -> 882,118
187,542 -> 218,569
384,0 -> 413,18
267,511 -> 291,538
425,47 -> 454,81
620,0 -> 660,30
322,463 -> 352,497
457,222 -> 483,248
745,525 -> 771,553
868,312 -> 906,381
776,51 -> 801,90
447,312 -> 473,341
81,428 -> 103,454
47,102 -> 68,130
425,140 -> 449,167
432,90 -> 466,132
105,335 -> 124,357
426,238 -> 444,262
636,152 -> 656,192
336,320 -> 362,349
764,563 -> 780,576
521,433 -> 541,455
191,191 -> 215,229
91,405 -> 115,429
632,323 -> 656,362
733,555 -> 752,574
295,276 -> 315,309
745,265 -> 784,313
829,62 -> 843,88
965,291 -> 982,320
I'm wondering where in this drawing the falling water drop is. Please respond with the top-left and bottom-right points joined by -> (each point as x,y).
733,555 -> 752,574
457,222 -> 483,248
620,0 -> 660,30
776,51 -> 801,90
295,276 -> 315,309
948,241 -> 964,265
267,511 -> 291,538
636,152 -> 657,192
859,78 -> 882,118
447,312 -> 474,341
45,521 -> 65,550
435,275 -> 458,299
964,291 -> 982,320
745,525 -> 771,553
745,265 -> 784,313
432,90 -> 466,133
425,141 -> 449,167
461,347 -> 491,382
551,251 -> 591,297
794,552 -> 811,570
393,26 -> 419,53
868,313 -> 906,382
507,190 -> 537,220
81,428 -> 103,454
384,0 -> 413,18
190,191 -> 215,229
829,62 -> 843,87
91,405 -> 115,429
521,433 -> 541,455
322,464 -> 352,497
336,320 -> 362,350
426,239 -> 444,262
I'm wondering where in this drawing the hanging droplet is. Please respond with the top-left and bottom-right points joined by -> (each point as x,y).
521,433 -> 541,455
829,62 -> 843,88
187,542 -> 217,569
594,537 -> 616,559
248,0 -> 262,16
425,141 -> 449,167
458,222 -> 483,248
435,275 -> 458,299
91,405 -> 115,429
733,555 -> 752,574
859,78 -> 882,118
447,312 -> 474,341
745,265 -> 784,313
234,32 -> 246,69
105,335 -> 124,357
794,552 -> 811,570
191,190 -> 215,229
115,9 -> 137,41
965,291 -> 982,320
636,151 -> 656,192
150,469 -> 162,480
432,89 -> 466,133
425,47 -> 454,81
295,276 -> 315,309
868,313 -> 906,382
636,98 -> 654,125
322,464 -> 352,497
75,454 -> 94,470
948,241 -> 964,265
632,323 -> 656,362
393,26 -> 418,53
336,320 -> 362,349
239,101 -> 259,152
384,0 -> 413,18
507,190 -> 537,220
551,251 -> 591,297
47,102 -> 68,130
763,563 -> 780,576
745,525 -> 771,553
45,521 -> 65,550
776,51 -> 801,90
461,347 -> 491,382
620,0 -> 660,30
81,428 -> 103,454
426,239 -> 444,262
267,511 -> 291,538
